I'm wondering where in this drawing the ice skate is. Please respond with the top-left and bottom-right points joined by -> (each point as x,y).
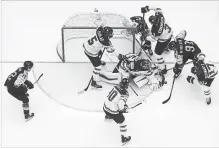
91,80 -> 102,89
206,97 -> 211,105
121,135 -> 131,146
25,113 -> 34,122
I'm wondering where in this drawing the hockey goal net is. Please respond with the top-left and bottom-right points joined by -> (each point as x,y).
56,10 -> 143,62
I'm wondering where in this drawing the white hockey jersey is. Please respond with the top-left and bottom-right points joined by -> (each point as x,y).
103,86 -> 129,114
83,26 -> 113,57
150,10 -> 173,42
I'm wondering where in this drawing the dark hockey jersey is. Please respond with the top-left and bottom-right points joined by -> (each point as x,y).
151,12 -> 165,37
175,39 -> 202,63
4,67 -> 28,88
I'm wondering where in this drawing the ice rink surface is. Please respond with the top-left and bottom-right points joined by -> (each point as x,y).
1,1 -> 219,147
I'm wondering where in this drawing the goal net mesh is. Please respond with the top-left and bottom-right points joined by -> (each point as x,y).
56,11 -> 142,62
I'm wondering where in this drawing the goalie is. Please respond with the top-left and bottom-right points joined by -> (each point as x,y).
118,53 -> 166,90
100,52 -> 166,91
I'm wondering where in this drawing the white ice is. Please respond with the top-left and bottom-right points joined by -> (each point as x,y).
1,1 -> 219,147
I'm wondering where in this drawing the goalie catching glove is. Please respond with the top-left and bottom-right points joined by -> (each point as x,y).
149,72 -> 166,90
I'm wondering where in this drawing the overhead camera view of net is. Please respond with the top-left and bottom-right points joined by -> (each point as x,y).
32,9 -> 164,112
3,2 -> 218,146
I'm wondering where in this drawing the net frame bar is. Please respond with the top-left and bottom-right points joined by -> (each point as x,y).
57,26 -> 136,62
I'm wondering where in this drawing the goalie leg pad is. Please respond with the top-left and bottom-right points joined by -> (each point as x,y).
99,70 -> 121,84
133,75 -> 149,88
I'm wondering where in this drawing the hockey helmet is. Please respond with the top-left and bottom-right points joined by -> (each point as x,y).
103,26 -> 114,38
23,61 -> 34,71
194,53 -> 205,65
140,59 -> 152,70
149,15 -> 157,24
175,30 -> 187,40
120,78 -> 129,89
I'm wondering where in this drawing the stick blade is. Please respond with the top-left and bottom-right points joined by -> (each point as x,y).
162,98 -> 170,104
78,90 -> 85,94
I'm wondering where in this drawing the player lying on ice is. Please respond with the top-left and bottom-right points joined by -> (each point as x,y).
99,52 -> 166,91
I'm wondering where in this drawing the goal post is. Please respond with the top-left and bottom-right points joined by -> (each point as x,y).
56,11 -> 142,63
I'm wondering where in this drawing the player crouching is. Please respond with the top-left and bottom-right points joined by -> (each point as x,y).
83,26 -> 115,89
4,61 -> 35,122
103,78 -> 131,146
187,54 -> 218,105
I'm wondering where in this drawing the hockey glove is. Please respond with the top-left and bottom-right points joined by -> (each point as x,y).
173,63 -> 183,78
25,80 -> 34,89
118,53 -> 126,61
120,104 -> 129,113
191,66 -> 197,75
141,6 -> 150,13
187,76 -> 195,84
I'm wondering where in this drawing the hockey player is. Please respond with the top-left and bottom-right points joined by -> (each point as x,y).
168,30 -> 202,78
4,61 -> 35,122
118,53 -> 166,90
187,56 -> 218,105
83,26 -> 115,89
130,16 -> 153,56
103,78 -> 131,145
141,6 -> 173,74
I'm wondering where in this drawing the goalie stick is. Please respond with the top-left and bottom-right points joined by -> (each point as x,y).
33,73 -> 43,85
78,48 -> 106,94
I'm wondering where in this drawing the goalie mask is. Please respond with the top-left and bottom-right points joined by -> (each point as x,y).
103,26 -> 114,38
140,59 -> 152,71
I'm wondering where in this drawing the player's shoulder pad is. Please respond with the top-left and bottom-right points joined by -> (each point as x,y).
96,26 -> 111,46
16,67 -> 25,73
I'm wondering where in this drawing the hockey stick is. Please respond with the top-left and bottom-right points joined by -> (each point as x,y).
105,52 -> 139,96
78,48 -> 106,94
129,99 -> 145,109
162,75 -> 176,104
33,73 -> 43,85
166,60 -> 193,72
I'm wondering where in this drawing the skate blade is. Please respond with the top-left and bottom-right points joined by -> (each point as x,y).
122,140 -> 131,146
25,115 -> 34,122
